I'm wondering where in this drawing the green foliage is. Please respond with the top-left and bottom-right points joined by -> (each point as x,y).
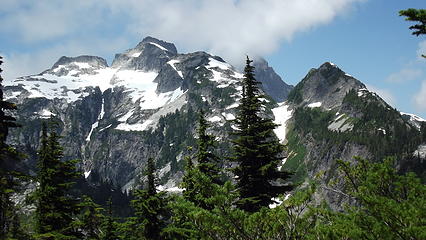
400,8 -> 426,36
100,198 -> 119,240
0,55 -> 26,240
293,89 -> 424,165
123,158 -> 169,240
283,128 -> 307,183
74,196 -> 104,240
33,122 -> 81,240
400,8 -> 426,58
232,56 -> 292,212
317,157 -> 426,239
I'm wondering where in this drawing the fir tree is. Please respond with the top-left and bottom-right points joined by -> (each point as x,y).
196,110 -> 221,184
130,157 -> 167,240
232,56 -> 292,212
0,55 -> 23,239
101,198 -> 118,240
400,8 -> 426,57
76,196 -> 104,240
180,111 -> 222,210
34,121 -> 81,239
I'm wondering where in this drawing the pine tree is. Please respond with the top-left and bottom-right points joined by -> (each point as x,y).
232,56 -> 292,212
0,55 -> 23,239
34,121 -> 81,239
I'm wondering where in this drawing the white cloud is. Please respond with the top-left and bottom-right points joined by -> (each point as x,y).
386,68 -> 422,83
1,0 -> 365,70
413,80 -> 426,111
366,84 -> 396,106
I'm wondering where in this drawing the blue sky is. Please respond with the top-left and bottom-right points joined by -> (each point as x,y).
0,0 -> 425,118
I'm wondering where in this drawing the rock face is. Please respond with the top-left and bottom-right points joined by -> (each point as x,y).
253,57 -> 293,102
5,37 -> 425,207
275,62 -> 426,209
4,37 -> 285,192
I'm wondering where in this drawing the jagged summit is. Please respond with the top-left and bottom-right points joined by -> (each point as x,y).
139,36 -> 178,54
288,61 -> 366,110
51,55 -> 108,69
111,36 -> 178,71
253,57 -> 293,102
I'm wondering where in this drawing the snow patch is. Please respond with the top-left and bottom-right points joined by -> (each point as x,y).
116,120 -> 153,132
84,170 -> 91,179
168,59 -> 183,78
272,103 -> 293,143
208,116 -> 222,122
148,42 -> 168,51
222,112 -> 235,120
307,102 -> 322,108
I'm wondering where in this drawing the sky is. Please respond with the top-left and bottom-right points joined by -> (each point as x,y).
0,0 -> 425,118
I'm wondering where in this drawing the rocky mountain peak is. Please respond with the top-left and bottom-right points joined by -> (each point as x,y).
139,36 -> 178,54
51,55 -> 108,70
45,55 -> 109,77
253,57 -> 293,102
111,36 -> 177,72
289,62 -> 366,110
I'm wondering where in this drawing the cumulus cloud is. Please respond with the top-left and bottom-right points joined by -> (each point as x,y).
1,0 -> 365,74
366,84 -> 396,106
413,80 -> 426,111
107,0 -> 365,65
386,68 -> 422,83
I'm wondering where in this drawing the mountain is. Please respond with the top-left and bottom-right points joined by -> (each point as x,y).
4,37 -> 425,209
272,62 -> 426,207
4,36 -> 289,192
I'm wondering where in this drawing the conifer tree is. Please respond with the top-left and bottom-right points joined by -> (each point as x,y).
0,55 -> 22,239
232,56 -> 292,212
130,157 -> 167,240
34,121 -> 81,239
400,8 -> 426,57
196,110 -> 221,184
76,196 -> 104,240
180,111 -> 222,209
101,198 -> 119,240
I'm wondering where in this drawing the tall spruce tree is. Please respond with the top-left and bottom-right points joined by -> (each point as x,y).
0,56 -> 23,239
232,57 -> 292,212
34,121 -> 81,239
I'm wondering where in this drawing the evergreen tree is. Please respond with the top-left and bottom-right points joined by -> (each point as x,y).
130,157 -> 167,240
232,56 -> 292,212
180,111 -> 222,210
400,8 -> 426,57
34,121 -> 81,240
0,55 -> 23,239
76,196 -> 104,240
196,110 -> 221,184
100,198 -> 119,240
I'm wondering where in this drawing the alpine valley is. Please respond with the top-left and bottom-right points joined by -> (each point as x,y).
4,36 -> 426,210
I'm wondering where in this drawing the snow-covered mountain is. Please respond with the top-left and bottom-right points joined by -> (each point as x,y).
4,37 -> 425,208
4,36 -> 291,192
